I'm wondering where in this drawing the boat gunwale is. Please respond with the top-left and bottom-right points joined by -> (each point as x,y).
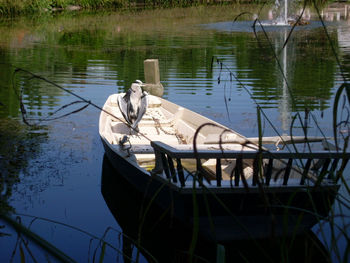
102,136 -> 340,194
151,141 -> 350,160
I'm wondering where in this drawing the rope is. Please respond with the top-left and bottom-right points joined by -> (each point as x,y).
151,116 -> 186,144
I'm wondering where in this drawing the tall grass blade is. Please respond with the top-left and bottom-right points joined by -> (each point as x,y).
19,244 -> 25,263
333,83 -> 350,150
216,244 -> 225,263
99,242 -> 106,263
188,177 -> 199,262
1,213 -> 76,263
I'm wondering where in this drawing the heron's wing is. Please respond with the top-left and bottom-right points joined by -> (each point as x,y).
131,93 -> 148,129
117,93 -> 131,125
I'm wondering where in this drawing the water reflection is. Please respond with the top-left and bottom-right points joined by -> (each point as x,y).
321,3 -> 350,22
0,5 -> 341,121
279,28 -> 291,133
0,118 -> 46,214
101,155 -> 331,263
101,154 -> 216,262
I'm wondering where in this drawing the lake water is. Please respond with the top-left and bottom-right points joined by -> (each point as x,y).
0,3 -> 350,262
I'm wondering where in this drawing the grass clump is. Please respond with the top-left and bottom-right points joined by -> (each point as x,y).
0,0 -> 125,15
0,0 -> 49,15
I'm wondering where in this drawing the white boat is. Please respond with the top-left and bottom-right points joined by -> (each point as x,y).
99,91 -> 348,240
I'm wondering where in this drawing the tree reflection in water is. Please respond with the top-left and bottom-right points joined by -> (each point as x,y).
0,119 -> 46,215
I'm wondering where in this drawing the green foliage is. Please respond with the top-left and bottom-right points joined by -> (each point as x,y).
0,0 -> 247,15
75,0 -> 117,8
52,0 -> 74,8
0,0 -> 50,15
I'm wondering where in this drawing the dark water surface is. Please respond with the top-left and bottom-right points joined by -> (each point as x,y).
0,3 -> 350,262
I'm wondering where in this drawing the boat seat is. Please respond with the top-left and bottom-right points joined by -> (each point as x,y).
129,134 -> 180,145
155,143 -> 256,152
112,133 -> 181,154
204,133 -> 240,144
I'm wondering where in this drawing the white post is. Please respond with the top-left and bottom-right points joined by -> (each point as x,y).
143,59 -> 164,97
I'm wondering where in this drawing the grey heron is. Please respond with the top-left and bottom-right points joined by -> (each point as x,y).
117,80 -> 148,133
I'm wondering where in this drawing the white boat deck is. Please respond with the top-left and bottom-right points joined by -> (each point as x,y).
100,93 -> 344,191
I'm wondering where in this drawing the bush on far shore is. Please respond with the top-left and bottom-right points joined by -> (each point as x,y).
0,0 -> 129,15
0,0 -> 245,16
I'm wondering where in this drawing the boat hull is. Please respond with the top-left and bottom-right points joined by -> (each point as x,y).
101,138 -> 338,240
99,93 -> 341,240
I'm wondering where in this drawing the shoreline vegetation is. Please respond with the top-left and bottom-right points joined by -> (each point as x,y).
0,0 -> 261,16
0,0 -> 336,17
